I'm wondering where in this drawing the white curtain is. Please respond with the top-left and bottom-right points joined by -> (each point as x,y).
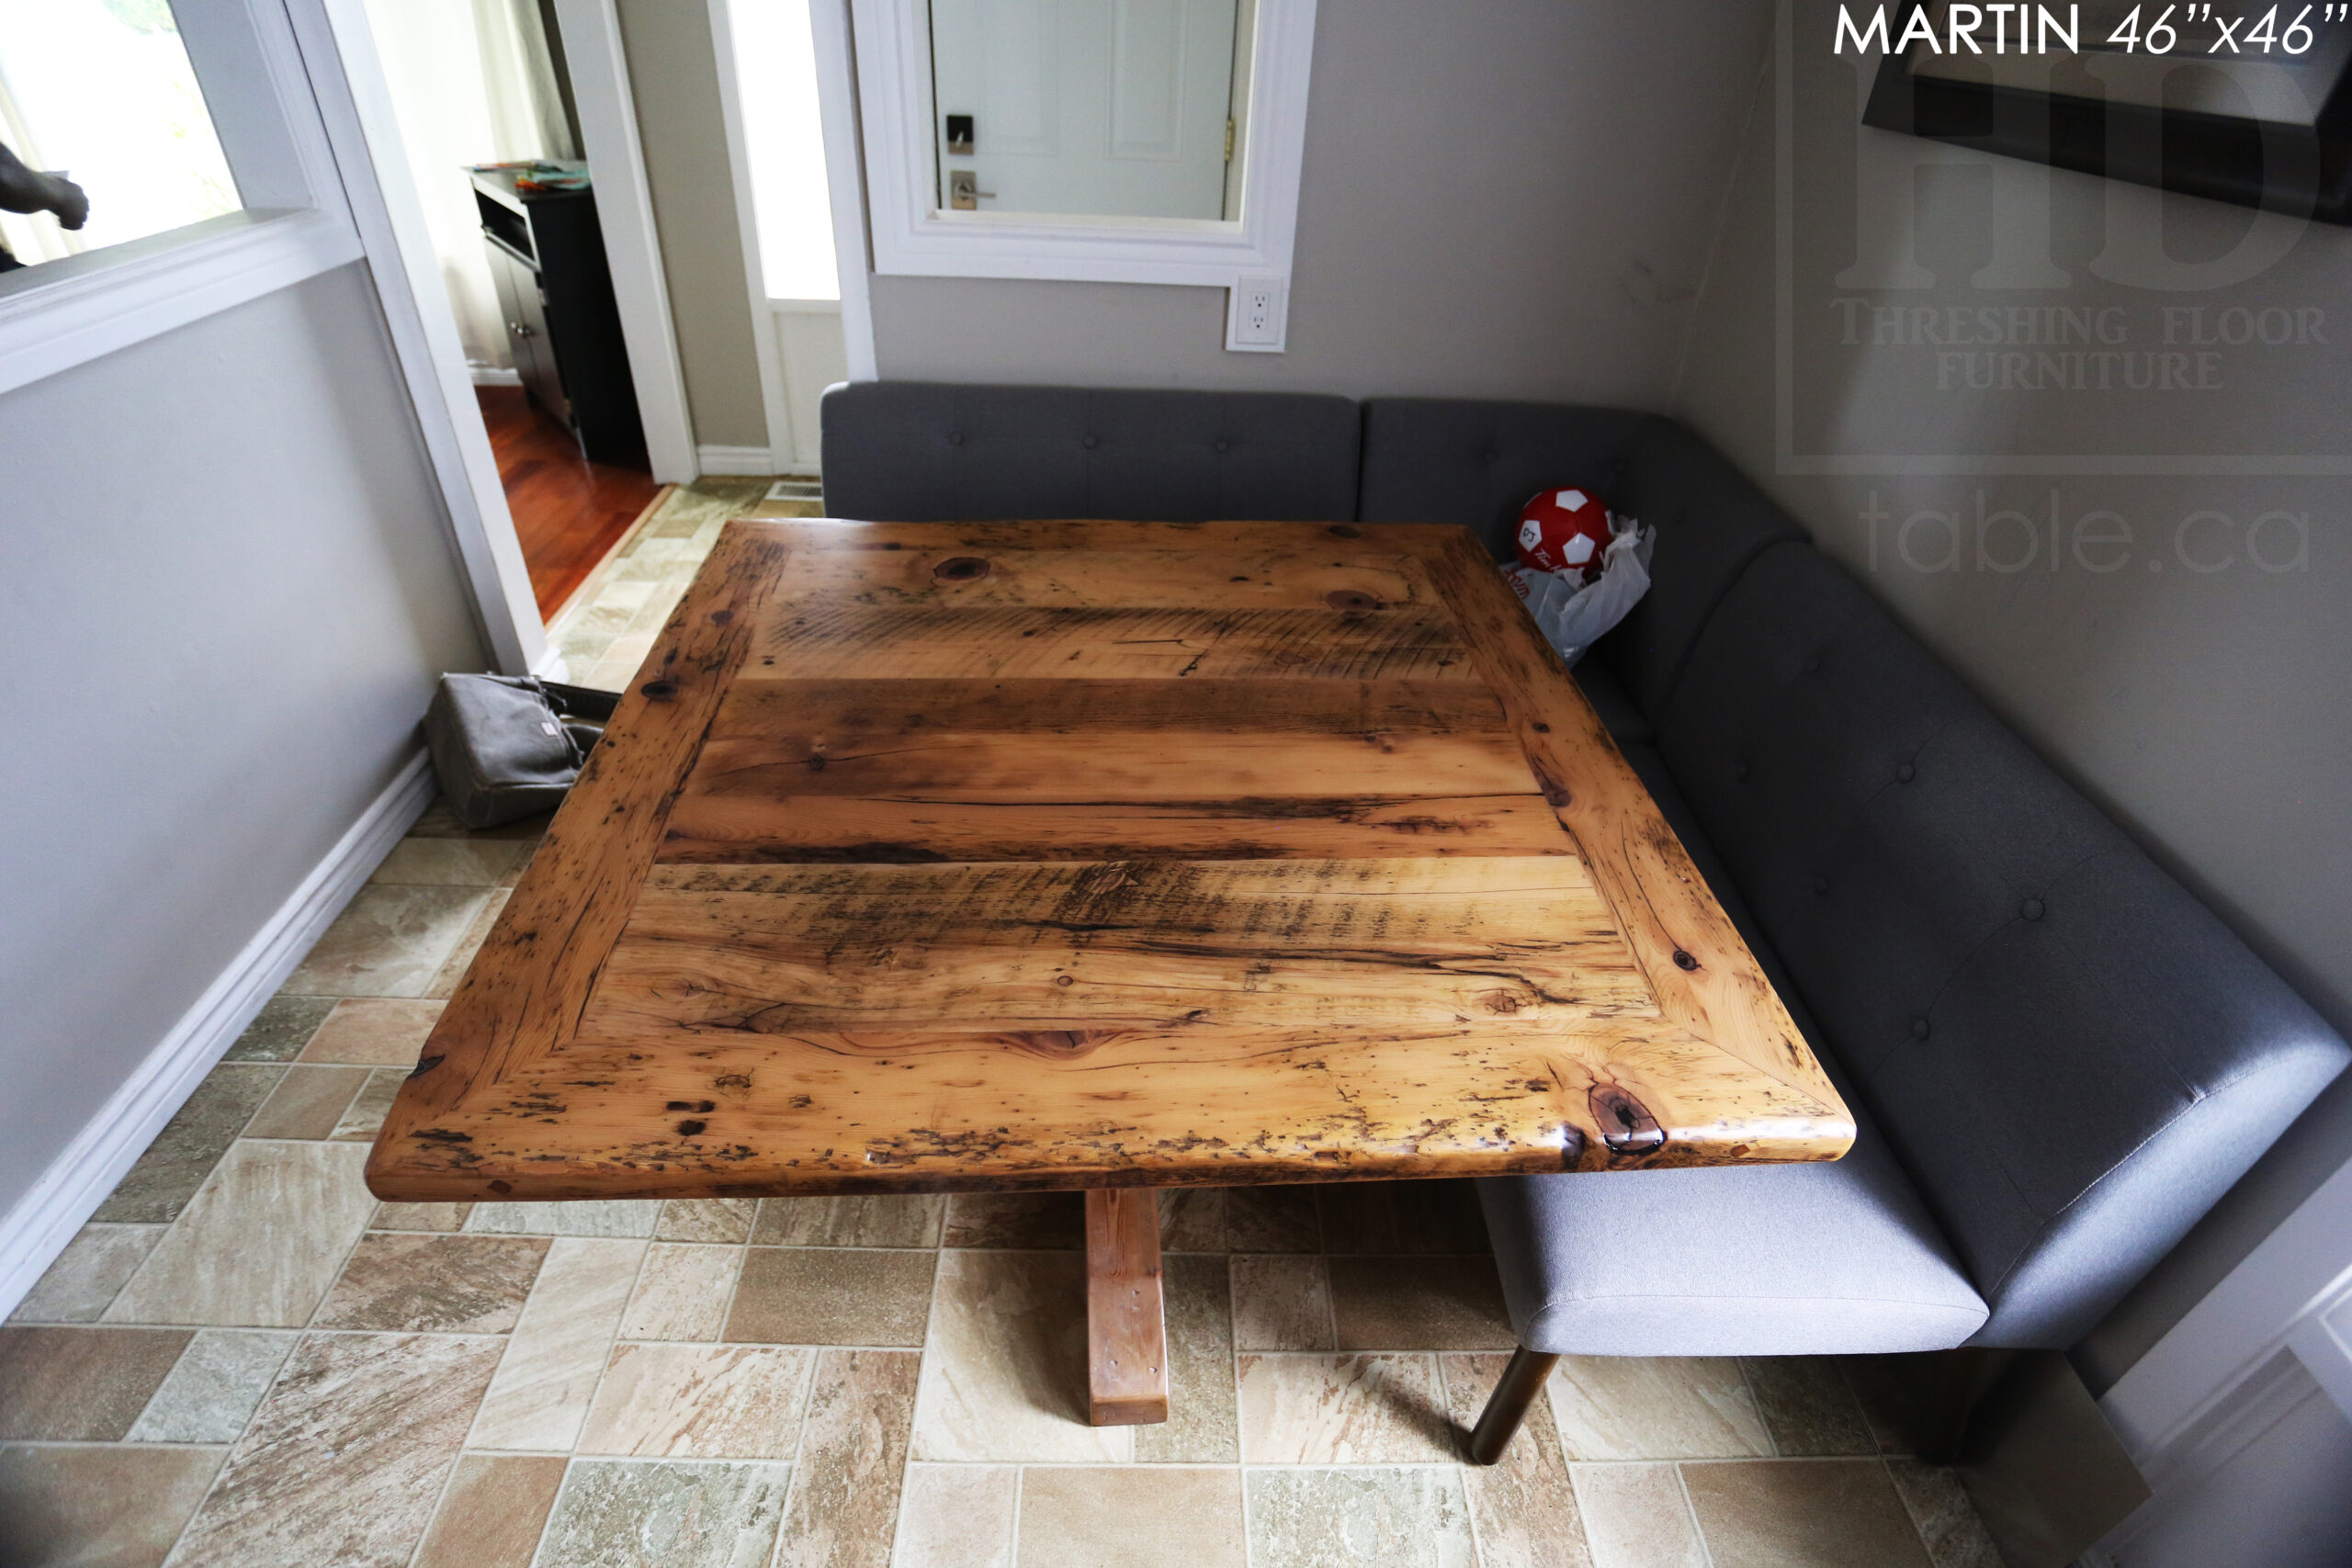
362,0 -> 574,372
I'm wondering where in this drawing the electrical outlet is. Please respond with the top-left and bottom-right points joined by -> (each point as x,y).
1227,274 -> 1288,353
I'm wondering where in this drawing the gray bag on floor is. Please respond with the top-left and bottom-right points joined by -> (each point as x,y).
423,674 -> 616,829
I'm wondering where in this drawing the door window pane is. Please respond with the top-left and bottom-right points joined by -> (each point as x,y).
0,0 -> 240,270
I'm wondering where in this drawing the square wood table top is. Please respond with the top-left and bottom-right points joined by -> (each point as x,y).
367,518 -> 1853,1207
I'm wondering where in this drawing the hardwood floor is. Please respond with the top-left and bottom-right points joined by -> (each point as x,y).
480,386 -> 663,620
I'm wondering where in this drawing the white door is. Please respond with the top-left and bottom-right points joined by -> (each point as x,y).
929,0 -> 1239,220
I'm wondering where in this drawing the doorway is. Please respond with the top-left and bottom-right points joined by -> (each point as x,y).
360,0 -> 661,625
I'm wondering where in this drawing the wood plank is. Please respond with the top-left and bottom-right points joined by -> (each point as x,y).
360,1020 -> 1849,1201
1086,1189 -> 1169,1426
588,858 -> 1657,1032
708,678 -> 1512,737
768,544 -> 1427,610
1417,528 -> 1845,1111
752,518 -> 1424,553
688,728 -> 1539,801
750,604 -> 1478,682
656,793 -> 1577,863
369,521 -> 790,1144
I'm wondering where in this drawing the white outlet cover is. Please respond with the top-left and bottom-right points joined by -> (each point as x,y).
1227,274 -> 1289,353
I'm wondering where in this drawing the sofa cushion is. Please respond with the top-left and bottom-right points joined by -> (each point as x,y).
1478,740 -> 1989,1356
820,381 -> 1362,523
1477,1139 -> 1989,1356
1355,400 -> 1806,722
1655,542 -> 2350,1347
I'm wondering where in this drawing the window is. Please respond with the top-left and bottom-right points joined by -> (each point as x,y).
0,0 -> 240,269
850,0 -> 1314,292
0,0 -> 364,398
729,0 -> 839,301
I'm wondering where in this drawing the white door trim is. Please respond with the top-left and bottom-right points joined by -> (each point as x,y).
810,0 -> 877,379
552,0 -> 700,485
306,0 -> 545,675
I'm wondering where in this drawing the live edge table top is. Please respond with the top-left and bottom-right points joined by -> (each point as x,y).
367,519 -> 1854,1205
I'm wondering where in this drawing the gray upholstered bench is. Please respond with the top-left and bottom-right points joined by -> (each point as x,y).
821,380 -> 2350,1461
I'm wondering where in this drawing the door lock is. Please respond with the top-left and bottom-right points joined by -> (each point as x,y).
947,169 -> 996,210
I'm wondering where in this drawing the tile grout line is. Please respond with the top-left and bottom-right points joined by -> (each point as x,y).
1010,1461 -> 1027,1568
887,1223 -> 959,1562
1672,1461 -> 1721,1568
152,994 -> 390,1568
384,1123 -> 566,1568
1442,1355 -> 1497,1568
1230,1211 -> 1258,1566
762,1313 -> 827,1568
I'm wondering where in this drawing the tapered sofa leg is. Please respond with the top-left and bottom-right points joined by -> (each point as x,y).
1468,1346 -> 1563,1465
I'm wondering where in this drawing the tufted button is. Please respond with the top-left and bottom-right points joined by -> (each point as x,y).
1910,1017 -> 1930,1041
1812,874 -> 1828,895
1081,434 -> 1098,449
2020,897 -> 2045,921
1734,762 -> 1749,782
946,431 -> 964,446
1482,448 -> 1500,463
1803,655 -> 1823,673
1896,762 -> 1917,783
1214,438 -> 1230,453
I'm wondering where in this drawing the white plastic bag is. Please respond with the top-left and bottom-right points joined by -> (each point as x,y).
1503,514 -> 1651,667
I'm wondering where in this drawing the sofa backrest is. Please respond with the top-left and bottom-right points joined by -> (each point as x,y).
1656,541 -> 2349,1346
1355,400 -> 1806,717
820,381 -> 1362,523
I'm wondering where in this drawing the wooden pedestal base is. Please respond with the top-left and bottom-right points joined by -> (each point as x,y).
1084,1190 -> 1170,1427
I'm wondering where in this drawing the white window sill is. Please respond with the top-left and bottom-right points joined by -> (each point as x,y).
0,207 -> 364,400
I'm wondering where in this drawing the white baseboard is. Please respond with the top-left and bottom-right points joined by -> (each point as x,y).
696,443 -> 775,476
0,750 -> 435,1315
469,365 -> 522,387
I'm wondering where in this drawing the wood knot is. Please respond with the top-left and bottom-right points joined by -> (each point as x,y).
806,753 -> 827,772
408,1054 -> 445,1078
1589,1085 -> 1665,1154
639,679 -> 678,699
708,609 -> 733,624
934,555 -> 990,581
1672,949 -> 1699,971
1324,589 -> 1378,611
489,1179 -> 513,1194
1328,525 -> 1362,538
676,1120 -> 707,1137
666,1100 -> 717,1112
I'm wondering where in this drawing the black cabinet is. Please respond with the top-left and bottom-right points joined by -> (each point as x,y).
472,163 -> 644,465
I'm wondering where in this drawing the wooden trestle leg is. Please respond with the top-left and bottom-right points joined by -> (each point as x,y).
1084,1189 -> 1170,1427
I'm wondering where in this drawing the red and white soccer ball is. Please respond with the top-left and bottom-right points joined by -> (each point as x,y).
1515,488 -> 1616,585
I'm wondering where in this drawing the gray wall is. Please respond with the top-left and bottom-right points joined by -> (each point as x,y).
612,0 -> 768,448
870,0 -> 1774,402
0,265 -> 484,1221
1673,0 -> 2352,1368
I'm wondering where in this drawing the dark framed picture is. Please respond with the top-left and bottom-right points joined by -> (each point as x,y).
1863,1 -> 2352,223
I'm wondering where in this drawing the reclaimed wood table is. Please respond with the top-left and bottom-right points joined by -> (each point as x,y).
369,517 -> 1853,1427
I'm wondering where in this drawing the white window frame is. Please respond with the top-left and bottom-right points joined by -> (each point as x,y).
0,0 -> 367,399
849,0 -> 1315,289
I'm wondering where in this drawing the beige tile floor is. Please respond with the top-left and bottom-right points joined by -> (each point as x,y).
0,484 -> 2007,1568
544,478 -> 820,689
